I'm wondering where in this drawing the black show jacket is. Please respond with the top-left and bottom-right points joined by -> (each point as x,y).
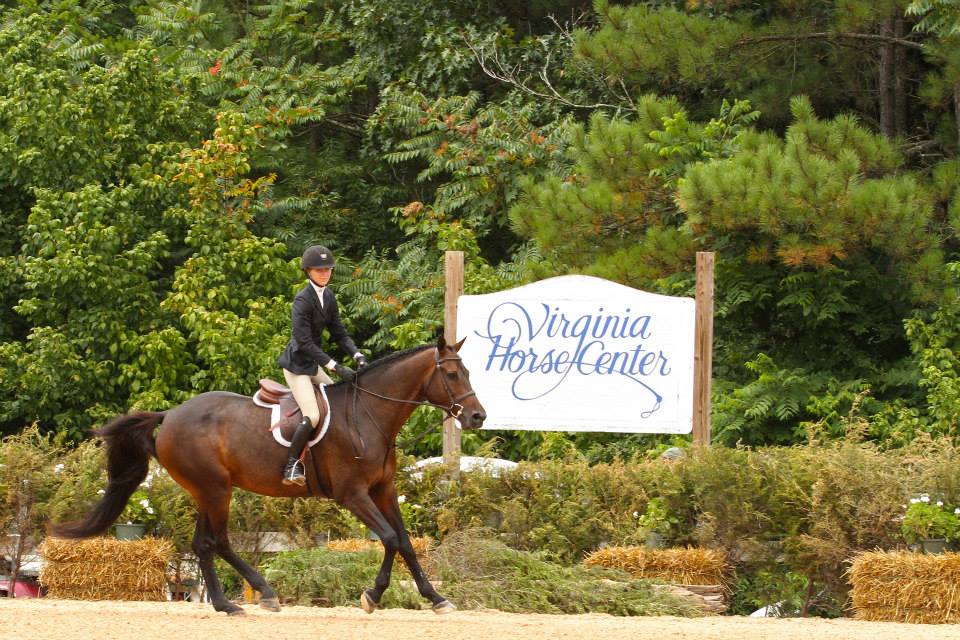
277,284 -> 358,375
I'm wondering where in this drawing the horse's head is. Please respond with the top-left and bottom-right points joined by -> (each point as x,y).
428,335 -> 486,429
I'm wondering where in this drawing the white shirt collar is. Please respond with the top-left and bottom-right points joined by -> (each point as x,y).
308,280 -> 326,307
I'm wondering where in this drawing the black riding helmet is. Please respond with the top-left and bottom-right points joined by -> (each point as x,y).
300,245 -> 335,271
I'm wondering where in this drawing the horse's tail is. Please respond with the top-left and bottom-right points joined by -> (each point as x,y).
51,411 -> 165,539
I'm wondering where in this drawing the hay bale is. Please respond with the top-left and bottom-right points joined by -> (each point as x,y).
584,546 -> 728,586
585,547 -> 728,614
39,537 -> 173,601
326,537 -> 432,578
327,536 -> 431,558
849,550 -> 960,624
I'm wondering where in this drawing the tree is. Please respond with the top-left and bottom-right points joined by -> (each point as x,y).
574,0 -> 932,143
0,9 -> 212,436
0,427 -> 62,597
679,96 -> 942,443
907,0 -> 960,150
510,95 -> 757,287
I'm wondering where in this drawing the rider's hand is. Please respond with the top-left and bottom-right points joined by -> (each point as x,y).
354,353 -> 368,368
334,363 -> 356,382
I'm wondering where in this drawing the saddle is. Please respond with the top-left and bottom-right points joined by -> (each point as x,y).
253,378 -> 331,448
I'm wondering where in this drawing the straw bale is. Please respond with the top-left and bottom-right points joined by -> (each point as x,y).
848,550 -> 960,624
327,536 -> 431,558
584,546 -> 728,586
39,537 -> 174,601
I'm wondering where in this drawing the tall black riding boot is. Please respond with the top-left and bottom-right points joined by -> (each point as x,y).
282,417 -> 314,486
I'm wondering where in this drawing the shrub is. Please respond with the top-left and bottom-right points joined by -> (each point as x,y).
900,495 -> 960,543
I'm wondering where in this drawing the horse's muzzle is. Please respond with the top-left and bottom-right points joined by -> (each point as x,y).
463,408 -> 486,429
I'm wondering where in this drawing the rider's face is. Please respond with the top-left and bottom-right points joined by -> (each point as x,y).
307,267 -> 333,287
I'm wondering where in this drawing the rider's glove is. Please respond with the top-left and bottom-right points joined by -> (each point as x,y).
334,363 -> 356,382
354,353 -> 368,368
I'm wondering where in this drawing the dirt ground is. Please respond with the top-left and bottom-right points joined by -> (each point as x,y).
3,598 -> 959,640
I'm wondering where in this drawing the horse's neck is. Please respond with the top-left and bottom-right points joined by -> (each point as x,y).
354,349 -> 432,433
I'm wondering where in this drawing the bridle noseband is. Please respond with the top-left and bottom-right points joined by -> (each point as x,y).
427,354 -> 477,419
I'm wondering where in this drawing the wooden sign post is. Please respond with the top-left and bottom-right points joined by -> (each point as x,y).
693,251 -> 715,446
443,250 -> 464,475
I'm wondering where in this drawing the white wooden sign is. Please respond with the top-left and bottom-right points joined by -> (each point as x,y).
456,275 -> 695,433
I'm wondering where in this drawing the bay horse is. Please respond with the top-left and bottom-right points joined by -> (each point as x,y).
52,335 -> 486,615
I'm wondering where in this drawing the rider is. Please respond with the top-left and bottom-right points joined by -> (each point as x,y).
277,245 -> 368,486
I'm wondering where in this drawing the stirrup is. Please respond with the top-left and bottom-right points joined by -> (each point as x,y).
282,460 -> 306,486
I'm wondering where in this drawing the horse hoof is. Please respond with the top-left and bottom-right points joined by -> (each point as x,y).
260,597 -> 281,612
432,600 -> 456,614
225,607 -> 246,616
361,590 -> 378,614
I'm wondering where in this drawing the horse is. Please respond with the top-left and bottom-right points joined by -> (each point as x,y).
52,335 -> 486,615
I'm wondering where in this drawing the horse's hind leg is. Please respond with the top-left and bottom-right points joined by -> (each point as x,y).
215,539 -> 281,611
192,509 -> 245,616
372,484 -> 453,613
194,491 -> 281,613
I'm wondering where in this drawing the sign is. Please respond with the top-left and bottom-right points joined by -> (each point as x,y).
456,275 -> 695,433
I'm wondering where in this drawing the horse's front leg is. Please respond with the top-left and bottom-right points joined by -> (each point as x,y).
341,492 -> 400,613
371,484 -> 454,614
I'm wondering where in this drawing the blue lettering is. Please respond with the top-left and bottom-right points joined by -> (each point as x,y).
472,300 -> 674,412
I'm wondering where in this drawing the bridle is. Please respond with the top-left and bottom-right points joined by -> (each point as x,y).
343,348 -> 476,459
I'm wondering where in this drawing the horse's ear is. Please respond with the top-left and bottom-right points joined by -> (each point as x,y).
454,336 -> 466,352
437,334 -> 447,350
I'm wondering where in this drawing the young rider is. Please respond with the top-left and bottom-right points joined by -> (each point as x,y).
277,245 -> 368,486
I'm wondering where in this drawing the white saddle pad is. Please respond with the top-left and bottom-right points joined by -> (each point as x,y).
252,385 -> 331,448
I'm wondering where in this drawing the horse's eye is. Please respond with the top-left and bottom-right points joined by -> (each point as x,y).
445,371 -> 458,380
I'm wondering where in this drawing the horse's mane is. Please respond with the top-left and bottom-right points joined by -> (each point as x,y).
322,344 -> 434,388
362,344 -> 434,373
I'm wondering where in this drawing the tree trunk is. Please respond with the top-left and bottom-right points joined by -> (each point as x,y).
10,533 -> 24,599
893,16 -> 908,137
955,78 -> 960,151
878,15 -> 896,138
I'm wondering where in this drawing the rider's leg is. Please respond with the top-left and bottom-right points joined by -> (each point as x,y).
281,368 -> 324,486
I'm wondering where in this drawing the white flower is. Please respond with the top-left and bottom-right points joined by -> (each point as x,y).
97,489 -> 105,495
633,511 -> 639,518
955,508 -> 960,515
937,501 -> 944,507
54,463 -> 65,473
140,499 -> 150,508
920,495 -> 931,503
397,495 -> 406,504
910,498 -> 920,504
146,507 -> 154,515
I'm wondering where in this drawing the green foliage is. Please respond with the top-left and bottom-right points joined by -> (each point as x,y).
510,95 -> 753,288
681,96 -> 933,277
11,434 -> 960,615
391,441 -> 960,612
903,262 -> 960,436
429,530 -> 701,616
263,547 -> 422,608
635,497 -> 679,538
264,530 -> 701,615
907,0 -> 960,37
0,426 -> 66,581
2,0 -> 960,456
900,494 -> 960,542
